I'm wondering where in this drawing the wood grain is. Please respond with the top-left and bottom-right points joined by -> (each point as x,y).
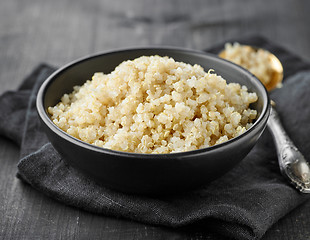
0,0 -> 310,239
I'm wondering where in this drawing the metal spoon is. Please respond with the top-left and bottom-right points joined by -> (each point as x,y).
220,45 -> 310,193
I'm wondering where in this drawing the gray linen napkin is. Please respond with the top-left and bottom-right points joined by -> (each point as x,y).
1,36 -> 310,240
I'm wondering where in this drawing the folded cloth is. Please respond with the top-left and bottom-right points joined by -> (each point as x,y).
1,36 -> 310,240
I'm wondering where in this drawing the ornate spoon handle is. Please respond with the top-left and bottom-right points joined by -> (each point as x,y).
267,105 -> 310,193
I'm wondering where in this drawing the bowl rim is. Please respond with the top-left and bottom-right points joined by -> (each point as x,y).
36,46 -> 270,159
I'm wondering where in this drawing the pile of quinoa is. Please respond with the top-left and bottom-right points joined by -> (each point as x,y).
48,55 -> 258,154
221,42 -> 275,86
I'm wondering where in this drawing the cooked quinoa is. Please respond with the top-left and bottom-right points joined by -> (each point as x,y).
220,42 -> 274,86
48,55 -> 258,154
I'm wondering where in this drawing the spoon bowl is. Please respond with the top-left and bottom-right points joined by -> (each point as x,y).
219,45 -> 283,91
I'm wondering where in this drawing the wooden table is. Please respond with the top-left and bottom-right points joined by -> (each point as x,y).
1,0 -> 310,239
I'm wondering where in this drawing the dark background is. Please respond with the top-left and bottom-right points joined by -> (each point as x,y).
1,0 -> 310,239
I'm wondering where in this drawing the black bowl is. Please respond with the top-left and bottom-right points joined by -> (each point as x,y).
37,47 -> 270,195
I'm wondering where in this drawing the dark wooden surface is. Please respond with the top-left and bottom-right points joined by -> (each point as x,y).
1,0 -> 310,239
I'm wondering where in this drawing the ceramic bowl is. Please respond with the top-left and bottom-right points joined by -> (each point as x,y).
36,47 -> 270,195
